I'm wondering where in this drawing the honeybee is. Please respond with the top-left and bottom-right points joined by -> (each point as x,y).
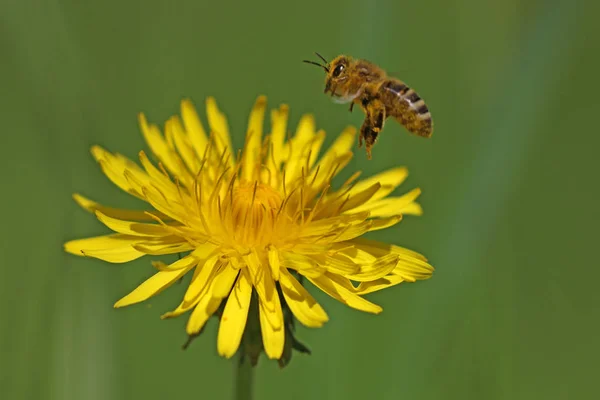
303,53 -> 433,159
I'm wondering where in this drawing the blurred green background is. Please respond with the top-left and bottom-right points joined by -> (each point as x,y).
2,0 -> 599,399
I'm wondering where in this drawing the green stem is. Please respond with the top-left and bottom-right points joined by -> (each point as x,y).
234,352 -> 254,400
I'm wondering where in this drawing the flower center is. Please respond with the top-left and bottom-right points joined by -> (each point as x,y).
228,181 -> 283,247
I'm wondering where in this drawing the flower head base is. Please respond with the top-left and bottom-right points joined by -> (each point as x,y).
64,96 -> 433,366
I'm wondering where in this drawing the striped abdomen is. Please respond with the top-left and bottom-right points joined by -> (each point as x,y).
378,79 -> 433,138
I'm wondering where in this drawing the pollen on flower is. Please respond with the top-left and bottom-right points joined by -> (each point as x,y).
64,95 -> 434,366
229,181 -> 283,247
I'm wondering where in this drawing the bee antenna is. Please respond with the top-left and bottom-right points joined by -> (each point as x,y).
302,60 -> 329,72
314,52 -> 328,64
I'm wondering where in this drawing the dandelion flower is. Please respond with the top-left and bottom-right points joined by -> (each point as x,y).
64,96 -> 433,365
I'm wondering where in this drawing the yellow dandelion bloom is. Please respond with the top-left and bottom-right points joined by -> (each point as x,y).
64,96 -> 433,364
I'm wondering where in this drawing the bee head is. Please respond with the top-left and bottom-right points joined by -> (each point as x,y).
303,53 -> 351,96
328,56 -> 349,79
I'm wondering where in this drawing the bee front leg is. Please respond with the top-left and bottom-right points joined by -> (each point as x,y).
349,102 -> 354,113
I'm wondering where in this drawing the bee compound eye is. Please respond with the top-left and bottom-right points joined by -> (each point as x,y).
333,64 -> 344,77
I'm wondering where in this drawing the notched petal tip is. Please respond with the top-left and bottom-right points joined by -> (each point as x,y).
395,166 -> 409,176
180,98 -> 195,110
90,145 -> 108,161
277,103 -> 289,114
296,113 -> 316,130
137,112 -> 148,127
205,96 -> 218,108
403,202 -> 424,216
344,125 -> 357,136
254,95 -> 267,107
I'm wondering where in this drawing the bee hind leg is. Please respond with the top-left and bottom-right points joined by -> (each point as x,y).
360,102 -> 386,160
359,118 -> 378,160
372,106 -> 385,133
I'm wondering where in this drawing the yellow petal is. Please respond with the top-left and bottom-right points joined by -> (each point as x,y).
285,243 -> 330,255
160,298 -> 198,319
392,258 -> 435,282
133,239 -> 194,255
315,126 -> 355,168
329,243 -> 376,265
137,151 -> 179,193
91,147 -> 144,199
180,99 -> 209,160
351,188 -> 422,217
183,255 -> 220,304
331,220 -> 373,242
114,255 -> 197,308
94,211 -> 171,237
217,271 -> 252,358
335,239 -> 434,291
347,167 -> 408,203
259,288 -> 284,359
102,149 -> 145,174
283,114 -> 316,185
138,114 -> 174,168
65,234 -> 139,254
279,269 -> 328,328
338,182 -> 381,214
138,113 -> 192,185
242,251 -> 277,313
139,185 -> 185,223
64,234 -> 146,263
160,247 -> 219,319
398,202 -> 423,216
353,167 -> 408,191
267,247 -> 281,281
349,237 -> 428,261
310,151 -> 354,194
265,105 -> 289,176
293,114 -> 316,143
151,260 -> 170,271
167,115 -> 200,175
301,211 -> 370,238
353,275 -> 406,295
369,215 -> 403,231
72,194 -> 169,221
344,254 -> 399,282
212,264 -> 240,299
308,273 -> 382,314
205,97 -> 234,168
309,253 -> 359,276
242,96 -> 267,181
186,293 -> 222,335
280,252 -> 325,278
252,260 -> 281,331
307,130 -> 326,170
80,247 -> 145,263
